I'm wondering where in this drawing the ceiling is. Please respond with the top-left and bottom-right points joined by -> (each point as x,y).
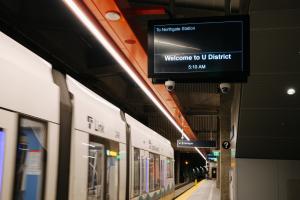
0,0 -> 237,155
5,0 -> 298,161
0,0 -> 235,156
236,0 -> 300,159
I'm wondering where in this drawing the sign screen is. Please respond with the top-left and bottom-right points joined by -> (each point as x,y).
148,15 -> 249,82
177,139 -> 216,148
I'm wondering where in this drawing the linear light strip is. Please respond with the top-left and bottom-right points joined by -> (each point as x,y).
195,147 -> 206,161
63,0 -> 206,161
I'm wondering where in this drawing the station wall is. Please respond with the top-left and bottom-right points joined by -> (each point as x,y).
235,158 -> 300,200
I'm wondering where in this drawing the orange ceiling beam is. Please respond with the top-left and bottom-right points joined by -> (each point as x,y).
81,0 -> 197,140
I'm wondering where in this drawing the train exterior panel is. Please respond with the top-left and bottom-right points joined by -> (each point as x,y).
66,75 -> 126,144
0,31 -> 60,200
126,114 -> 175,200
0,32 -> 59,123
66,75 -> 127,200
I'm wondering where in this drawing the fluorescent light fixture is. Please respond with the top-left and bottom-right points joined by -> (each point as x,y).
83,155 -> 96,159
82,142 -> 95,148
195,147 -> 206,160
63,0 -> 206,161
287,88 -> 296,95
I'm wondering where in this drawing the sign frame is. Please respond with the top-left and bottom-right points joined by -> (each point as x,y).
177,139 -> 216,148
148,15 -> 250,83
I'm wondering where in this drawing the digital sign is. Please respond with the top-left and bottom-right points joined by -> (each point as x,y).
177,139 -> 216,148
148,15 -> 249,82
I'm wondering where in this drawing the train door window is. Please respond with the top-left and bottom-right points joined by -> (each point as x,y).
145,151 -> 149,193
88,142 -> 104,200
167,158 -> 173,178
140,151 -> 146,194
149,153 -> 155,191
0,128 -> 5,194
133,148 -> 140,197
14,117 -> 47,200
160,159 -> 165,189
154,154 -> 160,190
106,148 -> 119,200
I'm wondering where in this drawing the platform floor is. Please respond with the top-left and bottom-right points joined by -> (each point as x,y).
175,180 -> 220,200
174,182 -> 194,198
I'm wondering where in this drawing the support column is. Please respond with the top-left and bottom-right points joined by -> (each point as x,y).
216,116 -> 220,189
216,157 -> 220,188
219,91 -> 233,200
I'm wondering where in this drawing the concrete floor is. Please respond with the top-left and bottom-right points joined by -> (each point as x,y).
175,180 -> 220,200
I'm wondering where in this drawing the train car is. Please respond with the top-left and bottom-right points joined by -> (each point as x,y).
65,75 -> 127,200
0,31 -> 175,200
0,31 -> 60,200
126,114 -> 174,200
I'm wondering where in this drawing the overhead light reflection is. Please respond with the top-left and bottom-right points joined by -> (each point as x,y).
155,39 -> 201,51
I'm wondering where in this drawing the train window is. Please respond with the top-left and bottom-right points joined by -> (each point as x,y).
133,148 -> 140,197
0,128 -> 5,194
88,142 -> 104,200
106,148 -> 119,200
149,153 -> 155,191
167,158 -> 173,178
160,160 -> 165,188
14,117 -> 47,200
154,154 -> 160,190
141,152 -> 146,194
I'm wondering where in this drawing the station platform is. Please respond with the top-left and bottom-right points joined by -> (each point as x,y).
175,180 -> 220,200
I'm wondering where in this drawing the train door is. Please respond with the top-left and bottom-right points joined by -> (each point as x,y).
88,136 -> 120,200
0,109 -> 18,200
160,156 -> 166,200
88,143 -> 104,200
105,148 -> 119,200
0,109 -> 53,200
139,150 -> 149,196
14,117 -> 47,200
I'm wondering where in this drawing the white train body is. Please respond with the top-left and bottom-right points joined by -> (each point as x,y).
0,32 -> 174,200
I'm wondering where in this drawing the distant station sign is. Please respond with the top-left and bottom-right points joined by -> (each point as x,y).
207,154 -> 218,162
207,153 -> 217,159
148,15 -> 249,83
177,139 -> 216,148
212,151 -> 220,157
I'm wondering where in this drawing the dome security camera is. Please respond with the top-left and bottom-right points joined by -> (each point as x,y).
219,83 -> 231,94
165,80 -> 175,92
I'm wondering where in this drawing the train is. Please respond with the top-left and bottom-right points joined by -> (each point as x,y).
0,31 -> 175,200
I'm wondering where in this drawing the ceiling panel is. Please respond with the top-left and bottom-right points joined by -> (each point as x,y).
251,28 -> 300,74
237,0 -> 300,159
250,0 -> 300,11
239,110 -> 300,138
241,75 -> 300,108
251,10 -> 300,29
236,137 -> 300,160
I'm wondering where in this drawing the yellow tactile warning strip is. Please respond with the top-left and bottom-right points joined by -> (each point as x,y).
175,181 -> 202,200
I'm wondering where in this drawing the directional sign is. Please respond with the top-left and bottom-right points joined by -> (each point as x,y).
207,154 -> 217,159
177,140 -> 216,148
212,151 -> 220,157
